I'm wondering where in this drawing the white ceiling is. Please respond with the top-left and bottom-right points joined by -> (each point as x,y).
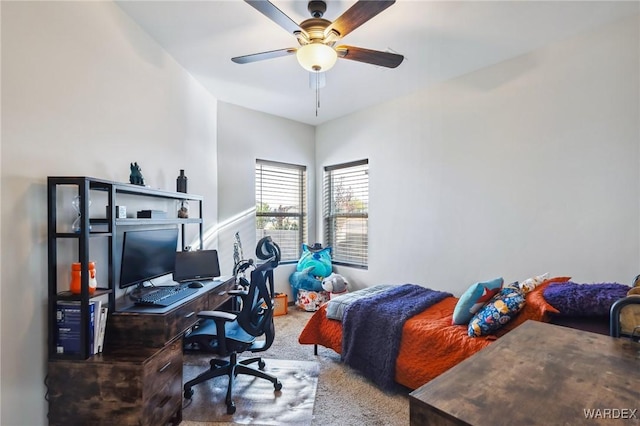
116,1 -> 639,125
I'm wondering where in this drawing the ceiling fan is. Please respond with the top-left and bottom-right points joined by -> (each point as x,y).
232,0 -> 404,72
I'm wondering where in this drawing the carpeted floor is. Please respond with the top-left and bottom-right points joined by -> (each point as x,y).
180,307 -> 409,426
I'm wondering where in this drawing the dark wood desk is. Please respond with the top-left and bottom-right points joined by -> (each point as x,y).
410,321 -> 640,425
47,277 -> 235,426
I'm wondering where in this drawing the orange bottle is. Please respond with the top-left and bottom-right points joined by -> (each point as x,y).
70,261 -> 97,295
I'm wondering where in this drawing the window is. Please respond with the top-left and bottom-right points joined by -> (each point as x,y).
323,159 -> 369,268
256,160 -> 307,262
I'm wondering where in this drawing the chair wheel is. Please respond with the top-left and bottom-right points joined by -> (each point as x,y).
184,388 -> 194,399
258,360 -> 266,369
227,402 -> 236,414
274,380 -> 282,391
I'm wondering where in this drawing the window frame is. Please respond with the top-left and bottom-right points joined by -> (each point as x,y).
323,159 -> 369,269
255,159 -> 307,264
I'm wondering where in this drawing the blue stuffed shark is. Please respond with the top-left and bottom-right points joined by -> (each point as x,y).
289,266 -> 324,300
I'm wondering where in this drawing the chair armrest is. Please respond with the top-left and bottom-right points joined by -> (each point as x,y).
228,289 -> 248,297
198,310 -> 236,322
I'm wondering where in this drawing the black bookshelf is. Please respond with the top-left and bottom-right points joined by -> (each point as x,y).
47,176 -> 204,360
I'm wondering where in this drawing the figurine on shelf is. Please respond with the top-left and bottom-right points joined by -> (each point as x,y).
129,162 -> 145,186
177,200 -> 189,218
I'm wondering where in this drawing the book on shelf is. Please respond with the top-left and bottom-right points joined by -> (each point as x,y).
96,305 -> 108,354
55,300 -> 95,355
92,299 -> 102,352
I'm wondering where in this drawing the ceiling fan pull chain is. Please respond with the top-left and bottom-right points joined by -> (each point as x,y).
233,1 -> 405,120
314,66 -> 321,116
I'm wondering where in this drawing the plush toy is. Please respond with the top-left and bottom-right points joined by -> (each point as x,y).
289,266 -> 324,300
289,244 -> 333,301
296,244 -> 332,278
322,273 -> 349,299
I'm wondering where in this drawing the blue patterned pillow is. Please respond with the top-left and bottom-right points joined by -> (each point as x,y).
468,285 -> 525,337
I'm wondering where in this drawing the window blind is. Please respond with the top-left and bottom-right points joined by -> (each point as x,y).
256,160 -> 307,262
323,159 -> 369,268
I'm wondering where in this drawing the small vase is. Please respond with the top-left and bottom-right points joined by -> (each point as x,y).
177,170 -> 187,193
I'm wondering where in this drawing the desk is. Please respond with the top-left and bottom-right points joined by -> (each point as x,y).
409,321 -> 640,426
107,279 -> 234,348
47,277 -> 235,426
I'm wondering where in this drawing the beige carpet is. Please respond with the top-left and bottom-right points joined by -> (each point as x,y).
181,358 -> 319,426
181,308 -> 409,426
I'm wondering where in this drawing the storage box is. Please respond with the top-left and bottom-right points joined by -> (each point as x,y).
296,290 -> 329,312
273,293 -> 288,316
136,210 -> 167,219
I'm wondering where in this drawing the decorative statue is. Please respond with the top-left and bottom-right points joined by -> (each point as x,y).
129,162 -> 145,186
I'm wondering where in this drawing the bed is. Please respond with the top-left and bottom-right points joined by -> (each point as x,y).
298,276 -> 581,391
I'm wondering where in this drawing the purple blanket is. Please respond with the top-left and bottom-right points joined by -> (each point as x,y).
341,284 -> 452,391
543,282 -> 630,317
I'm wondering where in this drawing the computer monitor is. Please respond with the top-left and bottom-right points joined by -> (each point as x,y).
173,250 -> 221,282
119,228 -> 179,289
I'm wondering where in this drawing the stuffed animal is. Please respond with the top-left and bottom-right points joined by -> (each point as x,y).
289,244 -> 333,301
296,244 -> 332,278
322,273 -> 349,299
289,266 -> 324,300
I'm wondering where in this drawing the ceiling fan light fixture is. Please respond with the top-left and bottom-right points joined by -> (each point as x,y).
296,43 -> 337,72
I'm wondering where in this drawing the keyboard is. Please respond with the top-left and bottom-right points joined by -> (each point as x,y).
134,286 -> 199,307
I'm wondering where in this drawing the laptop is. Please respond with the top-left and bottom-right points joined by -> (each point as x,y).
173,249 -> 221,283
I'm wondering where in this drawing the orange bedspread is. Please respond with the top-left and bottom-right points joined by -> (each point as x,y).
298,297 -> 494,390
298,279 -> 563,390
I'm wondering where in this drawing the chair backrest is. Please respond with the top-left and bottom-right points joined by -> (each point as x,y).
610,296 -> 640,340
236,258 -> 279,350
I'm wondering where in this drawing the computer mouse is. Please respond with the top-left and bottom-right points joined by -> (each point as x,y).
188,281 -> 204,288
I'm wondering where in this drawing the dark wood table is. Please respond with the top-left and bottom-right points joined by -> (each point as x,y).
410,321 -> 640,425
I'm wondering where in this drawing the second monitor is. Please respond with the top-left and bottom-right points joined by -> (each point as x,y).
173,249 -> 221,283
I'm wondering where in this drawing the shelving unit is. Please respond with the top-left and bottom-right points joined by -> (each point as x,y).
45,176 -> 235,425
47,176 -> 204,360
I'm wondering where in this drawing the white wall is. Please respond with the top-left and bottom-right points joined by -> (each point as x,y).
216,101 -> 316,296
2,2 -> 638,424
1,2 -> 219,425
316,14 -> 640,295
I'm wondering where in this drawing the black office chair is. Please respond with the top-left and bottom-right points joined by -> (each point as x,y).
183,237 -> 282,414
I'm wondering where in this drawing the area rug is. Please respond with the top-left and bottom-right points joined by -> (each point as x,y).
181,358 -> 319,425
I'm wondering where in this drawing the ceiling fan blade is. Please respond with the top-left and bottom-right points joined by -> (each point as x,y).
336,45 -> 404,68
232,48 -> 297,64
245,0 -> 306,36
326,0 -> 395,39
